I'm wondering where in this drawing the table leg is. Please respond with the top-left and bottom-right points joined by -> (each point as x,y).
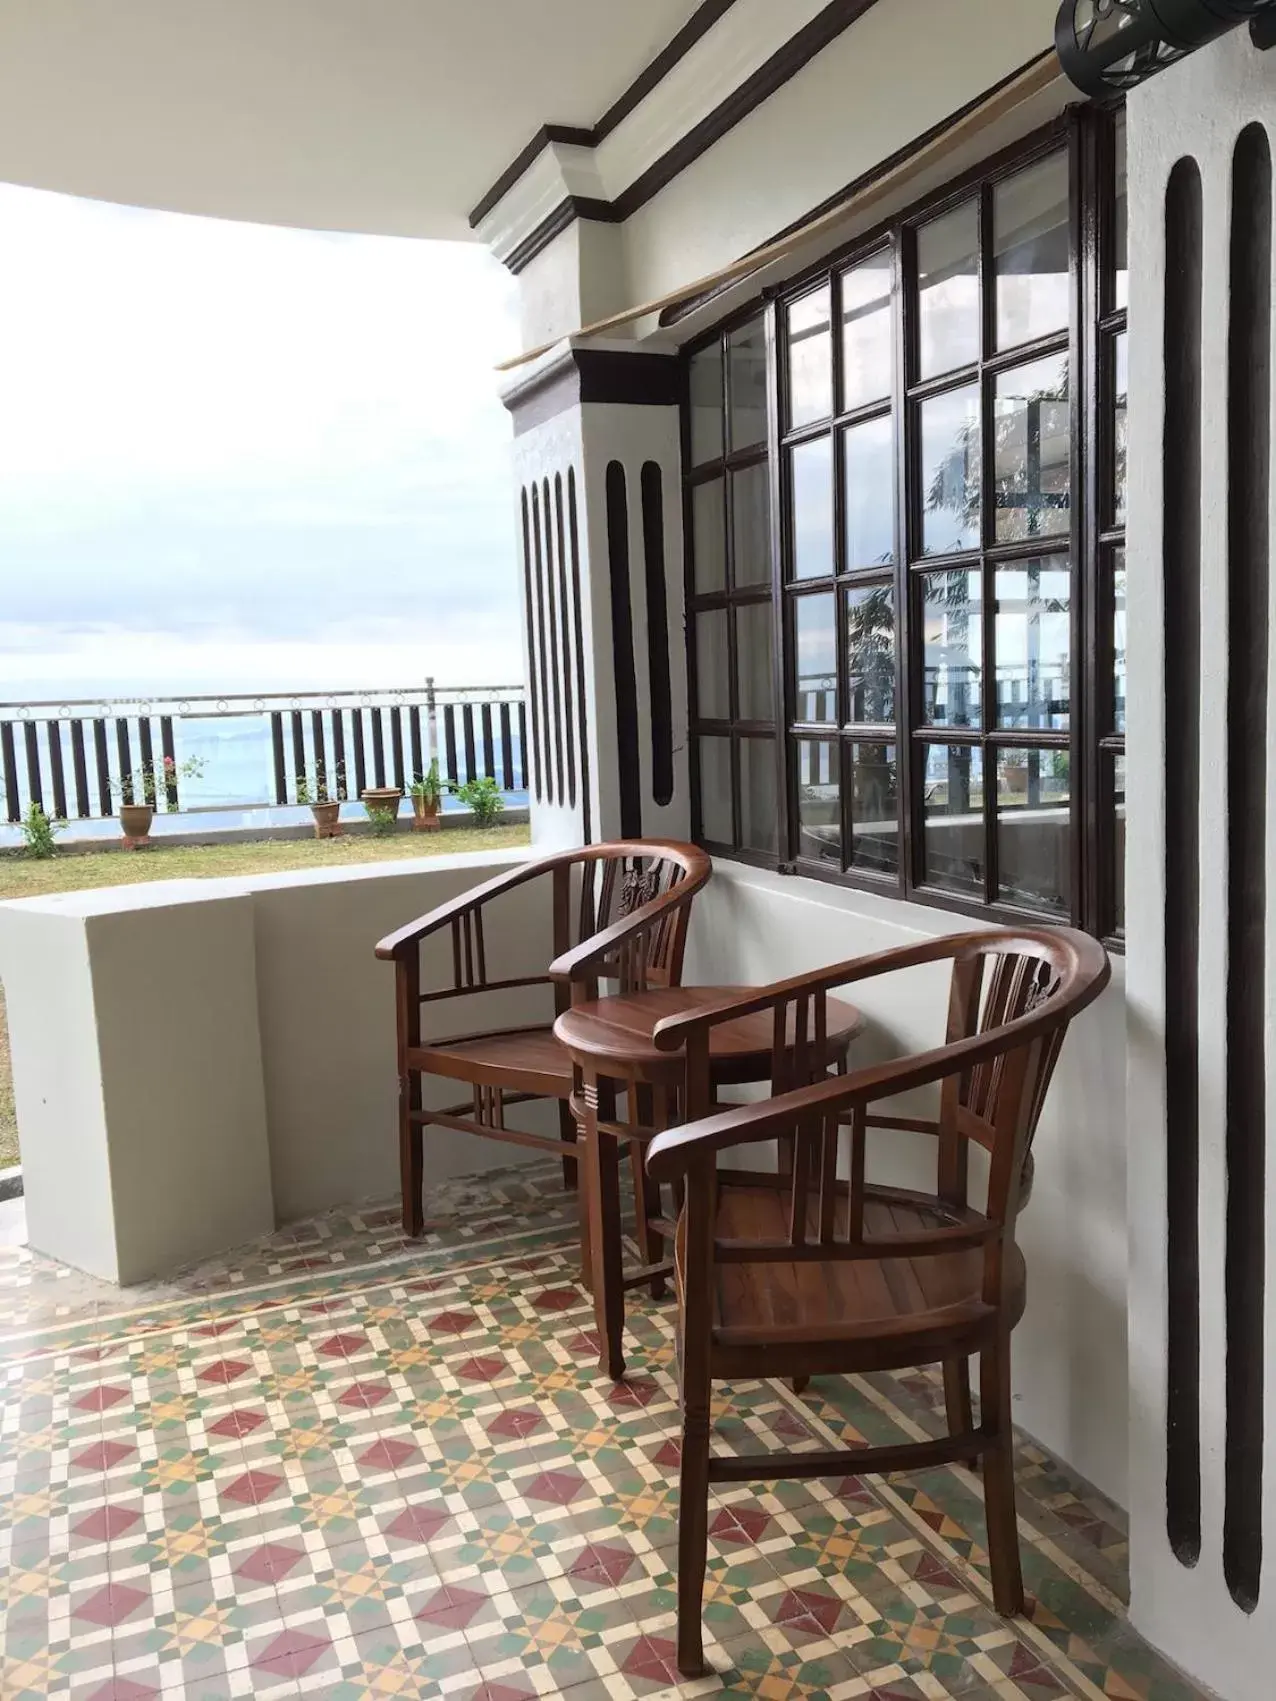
586,1071 -> 626,1380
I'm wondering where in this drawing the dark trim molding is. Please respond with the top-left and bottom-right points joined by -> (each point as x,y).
468,0 -> 740,228
505,347 -> 685,436
478,0 -> 887,273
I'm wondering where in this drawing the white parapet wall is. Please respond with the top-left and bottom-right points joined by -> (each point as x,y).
0,846 -> 544,1286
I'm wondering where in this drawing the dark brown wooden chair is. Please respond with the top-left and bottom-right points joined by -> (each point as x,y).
374,840 -> 711,1239
645,927 -> 1111,1677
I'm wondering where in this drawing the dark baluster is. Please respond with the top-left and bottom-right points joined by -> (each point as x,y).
499,703 -> 514,790
462,705 -> 477,783
1,722 -> 19,822
333,710 -> 348,799
93,720 -> 111,814
70,721 -> 90,818
371,708 -> 386,788
409,705 -> 423,784
115,719 -> 133,804
24,721 -> 42,810
160,717 -> 179,809
352,710 -> 367,797
138,717 -> 155,808
391,706 -> 405,790
481,704 -> 495,784
444,705 -> 459,786
517,701 -> 529,792
270,712 -> 288,805
46,723 -> 67,820
290,710 -> 306,799
312,710 -> 328,799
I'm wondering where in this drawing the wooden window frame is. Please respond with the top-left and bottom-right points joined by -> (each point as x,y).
682,105 -> 1126,943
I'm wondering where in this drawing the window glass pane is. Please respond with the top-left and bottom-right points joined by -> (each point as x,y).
994,353 -> 1070,543
846,584 -> 896,724
695,609 -> 730,720
693,479 -> 726,593
917,201 -> 980,379
794,593 -> 837,723
737,600 -> 775,723
1113,547 -> 1127,735
732,462 -> 772,587
994,557 -> 1071,731
921,384 -> 981,556
1111,751 -> 1126,934
689,343 -> 724,465
850,742 -> 899,876
1114,118 -> 1128,312
994,153 -> 1070,350
1113,332 -> 1128,528
844,416 -> 895,568
740,739 -> 778,854
996,747 -> 1071,915
921,568 -> 983,728
796,740 -> 840,865
788,286 -> 833,427
698,737 -> 733,844
922,743 -> 985,895
842,254 -> 893,411
790,436 -> 834,580
729,318 -> 768,450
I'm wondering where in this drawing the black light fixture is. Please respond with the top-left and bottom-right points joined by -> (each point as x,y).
1055,0 -> 1276,97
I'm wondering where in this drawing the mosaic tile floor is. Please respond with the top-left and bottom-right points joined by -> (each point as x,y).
1,1163 -> 1211,1701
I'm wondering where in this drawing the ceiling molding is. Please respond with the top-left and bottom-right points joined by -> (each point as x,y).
474,0 -> 885,271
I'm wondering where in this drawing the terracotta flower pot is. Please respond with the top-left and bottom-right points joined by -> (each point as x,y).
119,802 -> 155,845
411,794 -> 441,832
310,801 -> 342,839
361,786 -> 403,820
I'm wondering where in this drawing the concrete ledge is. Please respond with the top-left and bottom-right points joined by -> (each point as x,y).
0,806 -> 530,856
0,1164 -> 22,1202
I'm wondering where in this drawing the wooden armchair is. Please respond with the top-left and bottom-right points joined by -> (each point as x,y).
375,841 -> 711,1238
645,927 -> 1110,1677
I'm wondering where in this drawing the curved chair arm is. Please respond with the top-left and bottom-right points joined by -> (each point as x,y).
646,951 -> 1108,1183
547,847 -> 712,984
373,853 -> 547,960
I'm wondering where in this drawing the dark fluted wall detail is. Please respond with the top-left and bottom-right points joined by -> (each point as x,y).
530,484 -> 554,805
641,463 -> 675,808
1164,154 -> 1204,1572
541,477 -> 566,805
555,475 -> 578,809
1225,121 -> 1272,1617
519,488 -> 544,803
605,462 -> 643,838
568,471 -> 593,841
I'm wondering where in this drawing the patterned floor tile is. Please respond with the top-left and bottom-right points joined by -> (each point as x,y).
0,1164 -> 1214,1701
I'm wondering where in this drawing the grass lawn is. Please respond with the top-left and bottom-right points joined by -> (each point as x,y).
0,823 -> 530,1168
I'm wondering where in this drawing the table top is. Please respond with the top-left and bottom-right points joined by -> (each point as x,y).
553,984 -> 865,1071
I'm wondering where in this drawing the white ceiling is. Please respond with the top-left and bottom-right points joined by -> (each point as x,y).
0,0 -> 704,240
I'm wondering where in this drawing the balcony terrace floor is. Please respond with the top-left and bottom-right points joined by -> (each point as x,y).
0,1164 -> 1206,1701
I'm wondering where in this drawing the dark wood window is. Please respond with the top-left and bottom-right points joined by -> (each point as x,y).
684,108 -> 1126,942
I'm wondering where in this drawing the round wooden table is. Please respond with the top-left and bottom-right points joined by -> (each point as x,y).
553,985 -> 865,1379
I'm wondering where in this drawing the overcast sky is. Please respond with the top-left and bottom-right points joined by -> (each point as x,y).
0,184 -> 524,702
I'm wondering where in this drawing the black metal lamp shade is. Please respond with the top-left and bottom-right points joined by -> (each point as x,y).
1056,0 -> 1276,97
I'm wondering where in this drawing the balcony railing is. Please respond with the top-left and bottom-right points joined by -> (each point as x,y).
0,682 -> 528,823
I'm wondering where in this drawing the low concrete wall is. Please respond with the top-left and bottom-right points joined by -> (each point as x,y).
685,861 -> 1129,1511
0,846 -> 542,1284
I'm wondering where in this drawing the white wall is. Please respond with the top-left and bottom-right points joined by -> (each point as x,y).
685,861 -> 1130,1509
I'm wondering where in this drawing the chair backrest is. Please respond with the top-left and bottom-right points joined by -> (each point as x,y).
560,841 -> 710,998
648,926 -> 1110,1307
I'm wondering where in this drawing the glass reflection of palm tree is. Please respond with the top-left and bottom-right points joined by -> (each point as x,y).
847,584 -> 895,722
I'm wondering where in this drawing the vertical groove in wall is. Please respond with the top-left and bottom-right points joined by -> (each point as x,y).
641,463 -> 675,808
1225,121 -> 1272,1617
542,477 -> 565,806
568,470 -> 592,842
1164,155 -> 1204,1572
520,489 -> 543,803
605,462 -> 643,839
531,483 -> 553,805
555,474 -> 577,809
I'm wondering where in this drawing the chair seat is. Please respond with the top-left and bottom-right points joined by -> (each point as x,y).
410,1026 -> 573,1097
680,1180 -> 1024,1361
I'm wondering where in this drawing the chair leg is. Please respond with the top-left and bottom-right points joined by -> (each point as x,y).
943,1357 -> 973,1436
586,1078 -> 626,1381
558,1099 -> 578,1192
677,1400 -> 712,1677
980,1338 -> 1024,1616
791,1376 -> 810,1396
399,1074 -> 424,1239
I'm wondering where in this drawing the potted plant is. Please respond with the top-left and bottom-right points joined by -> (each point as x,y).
361,783 -> 403,823
455,774 -> 505,829
408,759 -> 446,831
111,754 -> 205,846
296,764 -> 344,839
